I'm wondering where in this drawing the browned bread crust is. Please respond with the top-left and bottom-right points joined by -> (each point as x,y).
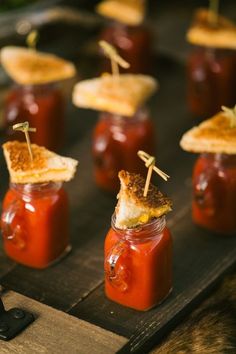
0,47 -> 76,85
180,110 -> 236,154
115,170 -> 172,229
72,74 -> 158,116
96,0 -> 145,26
3,141 -> 78,184
118,170 -> 171,210
187,8 -> 236,49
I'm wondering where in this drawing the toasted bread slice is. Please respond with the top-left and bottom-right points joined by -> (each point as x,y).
115,170 -> 172,229
0,46 -> 76,85
180,110 -> 236,154
3,141 -> 78,184
187,8 -> 236,49
72,74 -> 157,116
96,0 -> 145,26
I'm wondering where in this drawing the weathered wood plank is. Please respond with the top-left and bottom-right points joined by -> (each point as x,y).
0,138 -> 192,312
70,201 -> 236,343
0,51 -> 190,306
0,251 -> 15,279
1,2 -> 236,350
0,291 -> 127,354
0,130 -> 115,310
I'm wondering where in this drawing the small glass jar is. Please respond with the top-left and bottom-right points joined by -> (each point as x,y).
192,153 -> 236,234
4,83 -> 65,151
100,21 -> 152,74
92,108 -> 156,192
1,182 -> 70,268
104,215 -> 172,311
187,46 -> 236,120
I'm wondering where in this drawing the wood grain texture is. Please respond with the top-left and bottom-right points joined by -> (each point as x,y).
0,133 -> 115,310
1,56 -> 236,353
0,250 -> 15,279
0,291 -> 127,354
0,1 -> 236,352
70,196 -> 236,347
0,54 -> 189,309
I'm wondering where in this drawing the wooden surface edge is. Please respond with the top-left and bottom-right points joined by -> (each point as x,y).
1,290 -> 127,354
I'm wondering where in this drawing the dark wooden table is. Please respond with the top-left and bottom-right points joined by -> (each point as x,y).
0,1 -> 236,353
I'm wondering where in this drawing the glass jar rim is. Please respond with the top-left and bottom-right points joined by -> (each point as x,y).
10,181 -> 62,197
111,213 -> 166,241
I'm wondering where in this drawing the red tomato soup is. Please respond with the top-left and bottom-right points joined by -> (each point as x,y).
192,153 -> 236,234
104,216 -> 172,311
92,108 -> 156,192
1,182 -> 70,268
4,83 -> 65,151
100,22 -> 152,74
187,47 -> 236,120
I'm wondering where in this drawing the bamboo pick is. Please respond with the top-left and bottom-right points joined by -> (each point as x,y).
208,0 -> 219,26
222,105 -> 236,128
144,156 -> 155,197
137,150 -> 170,197
99,40 -> 130,77
111,58 -> 119,77
26,30 -> 39,50
13,122 -> 36,161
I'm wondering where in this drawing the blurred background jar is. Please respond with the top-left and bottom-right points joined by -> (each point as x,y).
192,153 -> 236,234
93,108 -> 156,192
96,0 -> 152,74
187,46 -> 236,120
186,7 -> 236,121
0,42 -> 76,151
4,82 -> 65,151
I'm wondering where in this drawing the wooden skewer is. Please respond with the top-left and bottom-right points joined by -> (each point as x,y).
208,0 -> 219,26
99,40 -> 130,78
26,30 -> 39,50
144,157 -> 155,197
138,151 -> 170,180
222,105 -> 236,128
111,58 -> 119,77
137,150 -> 170,197
13,122 -> 36,161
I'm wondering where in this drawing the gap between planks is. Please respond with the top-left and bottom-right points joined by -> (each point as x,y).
67,279 -> 104,313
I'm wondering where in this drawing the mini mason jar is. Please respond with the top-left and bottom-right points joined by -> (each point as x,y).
187,46 -> 236,120
100,21 -> 152,74
104,215 -> 172,311
92,108 -> 156,192
192,153 -> 236,234
4,82 -> 65,151
1,182 -> 70,268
